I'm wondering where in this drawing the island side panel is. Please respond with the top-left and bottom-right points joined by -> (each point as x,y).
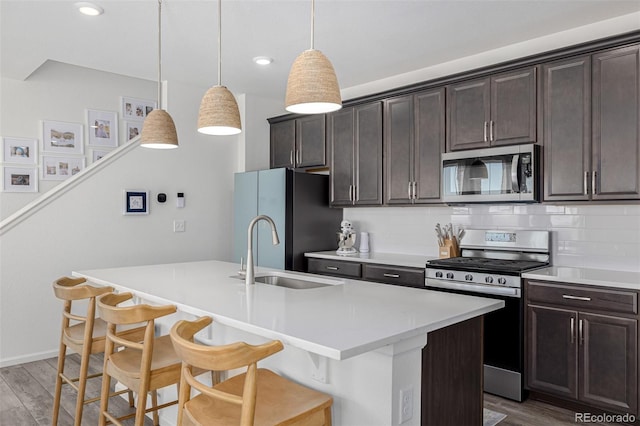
421,316 -> 484,425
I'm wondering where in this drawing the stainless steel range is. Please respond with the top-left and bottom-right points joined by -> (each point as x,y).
425,229 -> 550,401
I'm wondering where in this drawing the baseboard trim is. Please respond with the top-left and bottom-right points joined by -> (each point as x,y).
0,348 -> 59,368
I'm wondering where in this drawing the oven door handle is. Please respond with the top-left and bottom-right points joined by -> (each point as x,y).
425,278 -> 521,298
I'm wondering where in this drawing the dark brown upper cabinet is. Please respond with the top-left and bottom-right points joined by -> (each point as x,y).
447,67 -> 538,151
384,88 -> 445,205
543,56 -> 592,201
544,44 -> 640,201
270,115 -> 326,169
592,44 -> 640,200
329,102 -> 383,207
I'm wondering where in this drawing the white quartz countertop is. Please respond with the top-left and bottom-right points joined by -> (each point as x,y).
305,251 -> 433,269
73,260 -> 503,361
523,266 -> 640,291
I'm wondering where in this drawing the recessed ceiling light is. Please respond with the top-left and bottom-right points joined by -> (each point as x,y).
75,2 -> 104,16
253,56 -> 273,66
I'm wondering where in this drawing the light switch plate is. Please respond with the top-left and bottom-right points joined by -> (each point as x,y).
173,220 -> 185,232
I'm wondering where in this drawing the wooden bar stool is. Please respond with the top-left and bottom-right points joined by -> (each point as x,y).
170,316 -> 333,426
52,277 -> 142,426
97,292 -> 182,426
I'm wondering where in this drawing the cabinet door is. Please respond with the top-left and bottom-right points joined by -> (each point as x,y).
543,56 -> 591,201
296,115 -> 327,168
414,88 -> 445,203
579,313 -> 638,415
354,102 -> 383,205
384,95 -> 414,204
447,77 -> 490,151
329,107 -> 355,206
490,67 -> 538,146
527,305 -> 578,399
592,44 -> 640,200
270,120 -> 295,168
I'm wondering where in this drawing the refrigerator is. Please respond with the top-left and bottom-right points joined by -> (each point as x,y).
233,168 -> 343,272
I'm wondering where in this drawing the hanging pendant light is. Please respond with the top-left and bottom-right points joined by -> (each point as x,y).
285,0 -> 341,114
197,0 -> 242,136
141,0 -> 179,149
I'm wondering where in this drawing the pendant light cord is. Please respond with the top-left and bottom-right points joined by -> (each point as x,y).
217,0 -> 222,86
310,0 -> 315,50
157,0 -> 162,108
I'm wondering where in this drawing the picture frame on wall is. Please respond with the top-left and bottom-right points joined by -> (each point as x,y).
42,155 -> 85,181
92,149 -> 112,163
1,137 -> 37,165
126,121 -> 143,141
41,120 -> 84,154
87,109 -> 118,147
123,189 -> 149,215
2,166 -> 38,192
121,97 -> 156,121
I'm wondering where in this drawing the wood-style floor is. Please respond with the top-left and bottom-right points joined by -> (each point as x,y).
1,354 -> 153,426
1,355 -> 617,426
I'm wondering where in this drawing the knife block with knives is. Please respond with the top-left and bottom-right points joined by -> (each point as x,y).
436,223 -> 463,258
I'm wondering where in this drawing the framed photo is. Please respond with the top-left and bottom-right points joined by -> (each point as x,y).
2,166 -> 38,192
41,120 -> 84,154
87,109 -> 118,147
42,155 -> 85,181
121,97 -> 156,121
2,137 -> 37,164
123,190 -> 149,215
126,121 -> 143,141
92,149 -> 112,163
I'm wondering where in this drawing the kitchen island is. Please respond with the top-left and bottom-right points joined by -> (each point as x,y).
73,260 -> 503,426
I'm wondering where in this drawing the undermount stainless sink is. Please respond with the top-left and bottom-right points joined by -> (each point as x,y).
255,275 -> 335,289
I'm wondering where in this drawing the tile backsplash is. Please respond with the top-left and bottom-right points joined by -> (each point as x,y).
344,204 -> 640,272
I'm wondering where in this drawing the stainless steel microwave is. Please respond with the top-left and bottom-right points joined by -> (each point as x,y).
442,144 -> 540,204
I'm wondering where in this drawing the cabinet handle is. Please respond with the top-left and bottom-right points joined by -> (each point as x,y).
290,150 -> 294,166
296,149 -> 301,165
592,171 -> 597,195
490,120 -> 495,142
562,294 -> 591,301
412,181 -> 417,200
570,317 -> 575,344
352,185 -> 357,204
579,319 -> 584,345
483,121 -> 488,143
584,171 -> 589,195
383,273 -> 400,278
348,185 -> 353,202
407,182 -> 412,199
326,266 -> 339,271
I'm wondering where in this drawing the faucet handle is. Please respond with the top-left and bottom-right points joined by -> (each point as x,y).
238,257 -> 246,277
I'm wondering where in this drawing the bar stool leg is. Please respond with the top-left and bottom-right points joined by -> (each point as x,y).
51,338 -> 67,426
151,390 -> 159,426
73,343 -> 93,426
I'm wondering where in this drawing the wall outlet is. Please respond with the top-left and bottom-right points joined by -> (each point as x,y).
173,220 -> 185,232
399,386 -> 413,424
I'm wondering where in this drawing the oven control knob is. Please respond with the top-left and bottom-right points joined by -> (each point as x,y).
464,274 -> 473,281
497,277 -> 507,285
485,276 -> 494,284
435,271 -> 443,278
446,272 -> 454,279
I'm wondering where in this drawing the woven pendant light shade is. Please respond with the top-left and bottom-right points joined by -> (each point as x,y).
197,85 -> 242,135
285,49 -> 341,114
140,109 -> 179,149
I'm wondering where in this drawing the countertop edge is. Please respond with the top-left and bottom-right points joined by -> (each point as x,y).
523,266 -> 640,291
305,251 -> 432,269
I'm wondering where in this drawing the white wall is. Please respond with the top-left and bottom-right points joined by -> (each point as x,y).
0,62 -> 253,365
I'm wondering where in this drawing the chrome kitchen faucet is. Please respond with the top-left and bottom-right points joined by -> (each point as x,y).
245,215 -> 280,285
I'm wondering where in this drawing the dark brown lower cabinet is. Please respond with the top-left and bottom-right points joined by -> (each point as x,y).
526,280 -> 638,417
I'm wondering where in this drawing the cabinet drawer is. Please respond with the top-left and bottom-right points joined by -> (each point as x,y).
526,280 -> 638,315
363,264 -> 425,288
307,258 -> 361,278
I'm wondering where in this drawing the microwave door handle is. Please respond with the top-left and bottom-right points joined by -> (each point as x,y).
511,154 -> 520,193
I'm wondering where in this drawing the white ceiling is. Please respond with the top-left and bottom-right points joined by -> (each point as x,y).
2,0 -> 640,103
